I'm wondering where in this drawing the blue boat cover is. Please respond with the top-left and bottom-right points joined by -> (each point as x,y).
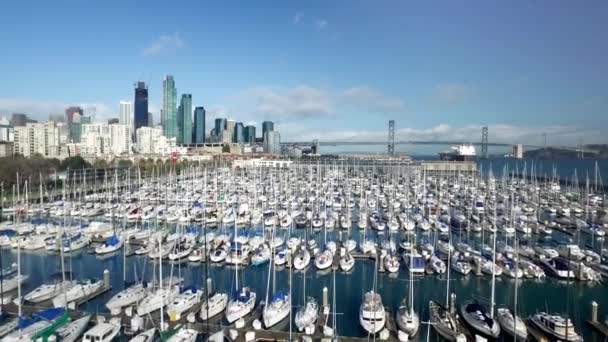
232,289 -> 251,301
185,226 -> 199,234
180,285 -> 198,293
0,229 -> 16,237
272,291 -> 288,302
412,256 -> 426,268
18,308 -> 65,329
105,235 -> 120,246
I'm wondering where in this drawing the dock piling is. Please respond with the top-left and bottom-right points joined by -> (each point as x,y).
103,269 -> 110,288
207,278 -> 213,294
592,301 -> 598,322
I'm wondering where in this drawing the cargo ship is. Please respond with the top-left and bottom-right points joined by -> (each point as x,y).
438,144 -> 476,161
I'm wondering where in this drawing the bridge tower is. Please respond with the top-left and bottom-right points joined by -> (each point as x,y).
481,126 -> 488,159
388,120 -> 395,156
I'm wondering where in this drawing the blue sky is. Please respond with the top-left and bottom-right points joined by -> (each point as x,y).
0,0 -> 606,145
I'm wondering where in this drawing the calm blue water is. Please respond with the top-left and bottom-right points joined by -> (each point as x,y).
323,142 -> 608,185
1,222 -> 607,341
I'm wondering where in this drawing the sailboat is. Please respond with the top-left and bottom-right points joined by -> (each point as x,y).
23,277 -> 75,304
262,224 -> 291,329
225,197 -> 256,323
55,314 -> 91,342
359,255 -> 386,335
294,256 -> 318,332
359,291 -> 386,335
429,221 -> 467,341
2,308 -> 68,342
461,208 -> 500,339
137,237 -> 179,316
167,286 -> 203,319
396,244 -> 419,337
81,318 -> 121,342
199,289 -> 228,320
497,237 -> 527,341
460,300 -> 500,338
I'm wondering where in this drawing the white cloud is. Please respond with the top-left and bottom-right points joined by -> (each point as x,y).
225,85 -> 404,122
142,32 -> 184,56
433,83 -> 470,105
0,97 -> 115,122
314,19 -> 328,30
293,12 -> 303,24
341,87 -> 404,113
243,85 -> 332,119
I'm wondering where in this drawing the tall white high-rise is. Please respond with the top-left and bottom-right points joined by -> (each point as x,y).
13,122 -> 61,157
136,126 -> 162,154
119,101 -> 133,126
81,123 -> 132,157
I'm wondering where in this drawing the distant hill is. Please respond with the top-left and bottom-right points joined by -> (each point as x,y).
524,146 -> 608,159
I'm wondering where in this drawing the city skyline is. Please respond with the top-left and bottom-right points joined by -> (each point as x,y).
0,1 -> 607,145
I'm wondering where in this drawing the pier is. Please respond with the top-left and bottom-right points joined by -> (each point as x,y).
587,301 -> 608,338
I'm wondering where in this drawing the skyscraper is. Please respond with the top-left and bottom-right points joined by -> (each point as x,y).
11,113 -> 30,127
263,131 -> 280,154
213,118 -> 225,142
162,75 -> 177,138
134,82 -> 149,132
262,121 -> 274,138
193,106 -> 206,144
65,106 -> 83,124
119,101 -> 132,126
178,94 -> 192,145
225,119 -> 235,144
70,113 -> 82,142
234,122 -> 244,143
245,125 -> 256,143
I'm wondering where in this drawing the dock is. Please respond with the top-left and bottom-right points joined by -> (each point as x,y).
587,301 -> 608,337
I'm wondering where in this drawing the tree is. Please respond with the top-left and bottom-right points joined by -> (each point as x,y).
117,159 -> 133,168
60,156 -> 90,171
93,159 -> 109,169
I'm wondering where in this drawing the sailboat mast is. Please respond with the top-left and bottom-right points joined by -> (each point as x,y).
513,237 -> 520,342
235,186 -> 239,291
17,179 -> 25,318
445,223 -> 451,307
409,243 -> 414,316
159,235 -> 164,331
490,202 -> 497,319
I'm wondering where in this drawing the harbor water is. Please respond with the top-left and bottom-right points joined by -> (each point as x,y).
2,220 -> 608,341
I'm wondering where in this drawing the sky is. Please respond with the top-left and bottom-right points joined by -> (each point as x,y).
0,0 -> 607,146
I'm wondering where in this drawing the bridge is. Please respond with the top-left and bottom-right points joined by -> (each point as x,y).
281,140 -> 543,148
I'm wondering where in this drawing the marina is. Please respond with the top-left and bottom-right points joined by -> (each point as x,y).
0,159 -> 607,341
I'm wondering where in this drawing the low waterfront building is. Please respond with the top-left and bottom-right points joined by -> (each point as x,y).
233,158 -> 293,169
513,144 -> 524,159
